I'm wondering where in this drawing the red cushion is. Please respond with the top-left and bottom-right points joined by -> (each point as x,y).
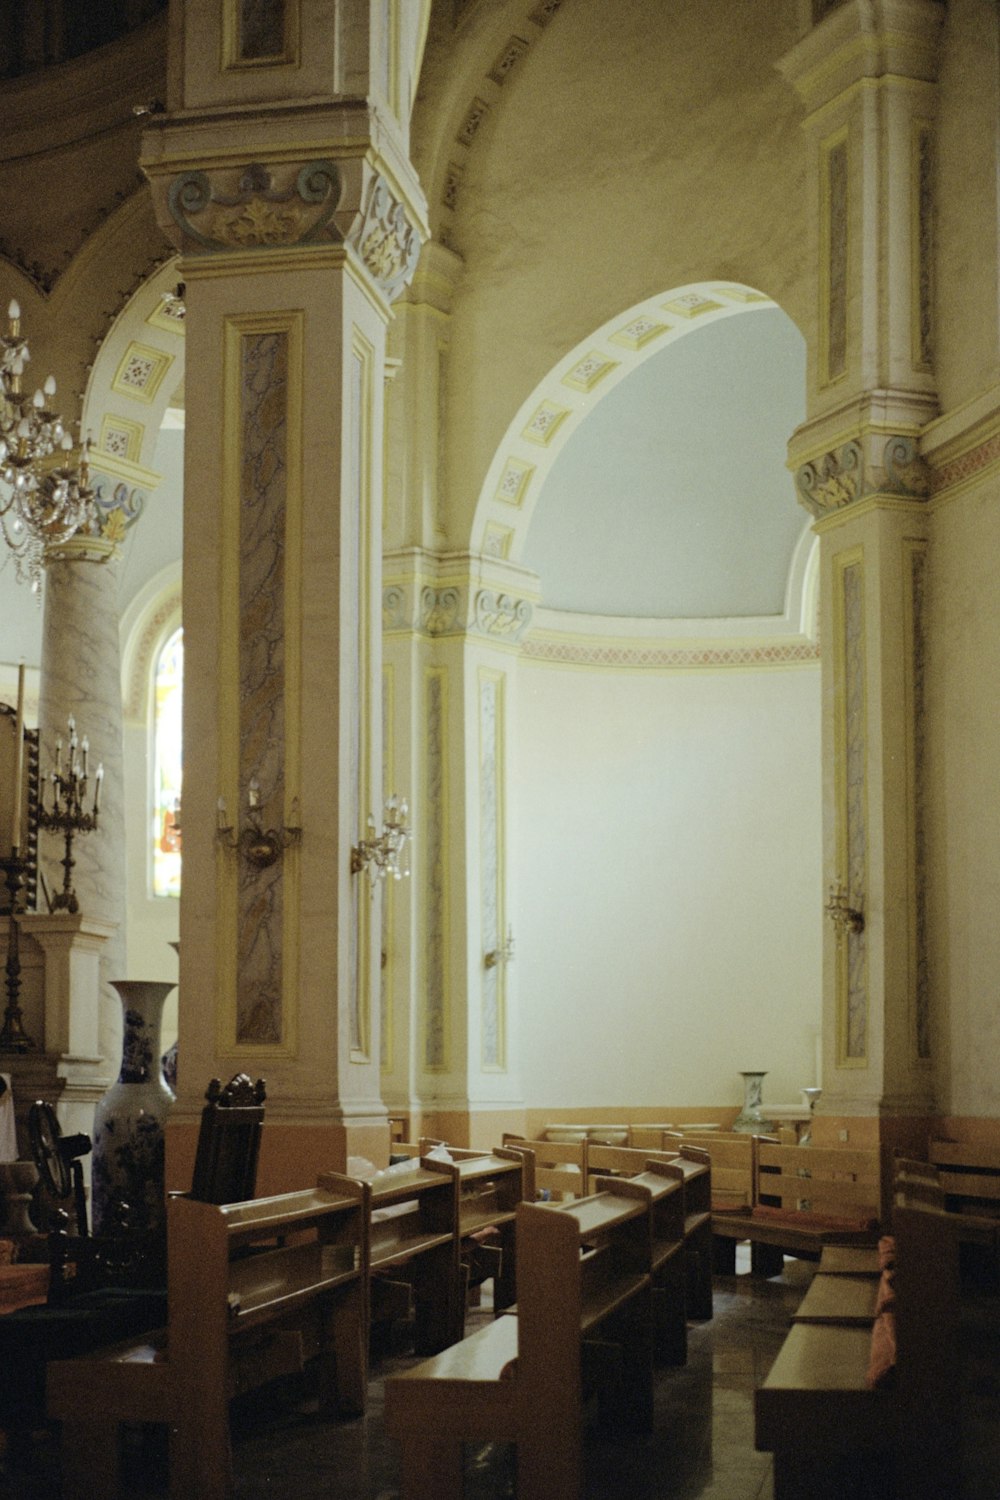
866,1308 -> 897,1389
877,1234 -> 896,1269
750,1204 -> 878,1235
711,1198 -> 749,1215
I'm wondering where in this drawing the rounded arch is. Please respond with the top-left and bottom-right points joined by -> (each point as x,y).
472,279 -> 796,561
412,0 -> 567,243
121,562 -> 182,727
82,253 -> 185,481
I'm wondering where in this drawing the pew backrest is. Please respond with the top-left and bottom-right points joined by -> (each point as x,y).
500,1134 -> 587,1198
928,1138 -> 1000,1219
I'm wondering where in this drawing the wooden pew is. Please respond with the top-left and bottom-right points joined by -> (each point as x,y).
48,1180 -> 368,1500
501,1132 -> 587,1199
712,1138 -> 881,1277
323,1159 -> 461,1360
663,1130 -> 762,1273
423,1146 -> 528,1327
755,1199 -> 961,1500
927,1137 -> 1000,1278
385,1186 -> 656,1500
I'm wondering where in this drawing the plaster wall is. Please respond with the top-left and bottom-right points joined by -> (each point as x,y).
934,0 -> 1000,412
926,478 -> 1000,1117
435,0 -> 810,549
513,655 -> 823,1112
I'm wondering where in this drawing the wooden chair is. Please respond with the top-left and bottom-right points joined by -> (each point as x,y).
189,1073 -> 266,1205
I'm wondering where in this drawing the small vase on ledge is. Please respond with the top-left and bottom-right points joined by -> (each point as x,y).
732,1070 -> 775,1134
91,980 -> 176,1237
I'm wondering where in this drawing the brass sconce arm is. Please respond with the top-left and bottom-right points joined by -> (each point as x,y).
825,884 -> 865,935
484,928 -> 515,969
351,795 -> 411,886
216,790 -> 301,869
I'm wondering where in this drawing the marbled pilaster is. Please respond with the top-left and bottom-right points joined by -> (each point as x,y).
38,539 -> 124,1086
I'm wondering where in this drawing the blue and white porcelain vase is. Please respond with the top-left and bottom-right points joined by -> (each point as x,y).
91,980 -> 176,1236
732,1069 -> 774,1134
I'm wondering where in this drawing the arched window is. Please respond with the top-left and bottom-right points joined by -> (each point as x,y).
152,627 -> 183,898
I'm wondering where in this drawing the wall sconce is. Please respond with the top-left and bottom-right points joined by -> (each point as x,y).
351,795 -> 410,886
825,884 -> 864,935
484,927 -> 514,970
216,779 -> 301,869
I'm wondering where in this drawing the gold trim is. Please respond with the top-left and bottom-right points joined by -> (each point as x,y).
831,548 -> 868,1069
351,328 -> 377,1063
910,120 -> 934,374
222,0 -> 300,71
479,666 -> 507,1073
901,537 -> 930,1067
217,310 -> 304,1062
381,662 -> 395,1075
819,127 -> 849,391
424,665 -> 450,1074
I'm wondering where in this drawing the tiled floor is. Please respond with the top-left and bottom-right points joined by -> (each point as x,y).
3,1250 -> 999,1499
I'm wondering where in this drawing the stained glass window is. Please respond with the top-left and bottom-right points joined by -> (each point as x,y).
152,627 -> 183,898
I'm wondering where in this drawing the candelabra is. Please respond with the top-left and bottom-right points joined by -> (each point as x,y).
37,717 -> 103,914
216,778 -> 301,869
0,850 -> 35,1052
0,301 -> 98,590
824,884 -> 864,935
351,795 -> 411,886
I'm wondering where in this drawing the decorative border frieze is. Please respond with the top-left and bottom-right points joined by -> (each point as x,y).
383,579 -> 534,643
522,636 -> 819,671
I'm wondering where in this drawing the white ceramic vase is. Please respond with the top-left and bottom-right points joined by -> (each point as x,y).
91,980 -> 176,1236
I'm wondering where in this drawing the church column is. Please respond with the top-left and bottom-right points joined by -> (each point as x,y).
37,535 -> 125,1101
779,0 -> 943,1137
382,550 -> 535,1146
140,2 -> 427,1189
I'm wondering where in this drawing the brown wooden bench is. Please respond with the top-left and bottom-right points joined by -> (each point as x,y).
713,1138 -> 881,1277
48,1180 -> 368,1500
385,1185 -> 657,1500
663,1130 -> 765,1273
501,1132 -> 587,1199
927,1137 -> 1000,1279
324,1158 -> 462,1360
755,1199 -> 960,1500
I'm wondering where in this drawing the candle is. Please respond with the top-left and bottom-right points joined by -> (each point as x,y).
217,796 -> 228,831
94,763 -> 103,814
10,662 -> 24,856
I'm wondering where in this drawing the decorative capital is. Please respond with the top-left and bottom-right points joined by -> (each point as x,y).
796,440 -> 863,518
796,433 -> 931,518
164,159 -> 343,254
420,585 -> 462,637
348,174 -> 421,302
473,589 -> 533,642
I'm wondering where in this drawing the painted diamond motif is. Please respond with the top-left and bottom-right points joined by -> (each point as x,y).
496,458 -> 534,506
522,401 -> 570,446
609,316 -> 668,350
562,352 -> 618,393
662,293 -> 722,318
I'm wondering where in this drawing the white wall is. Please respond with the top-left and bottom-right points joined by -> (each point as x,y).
513,658 -> 823,1112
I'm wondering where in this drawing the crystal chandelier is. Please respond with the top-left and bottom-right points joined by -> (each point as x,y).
0,300 -> 97,591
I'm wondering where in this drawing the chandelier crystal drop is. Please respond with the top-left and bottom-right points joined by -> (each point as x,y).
0,300 -> 98,591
